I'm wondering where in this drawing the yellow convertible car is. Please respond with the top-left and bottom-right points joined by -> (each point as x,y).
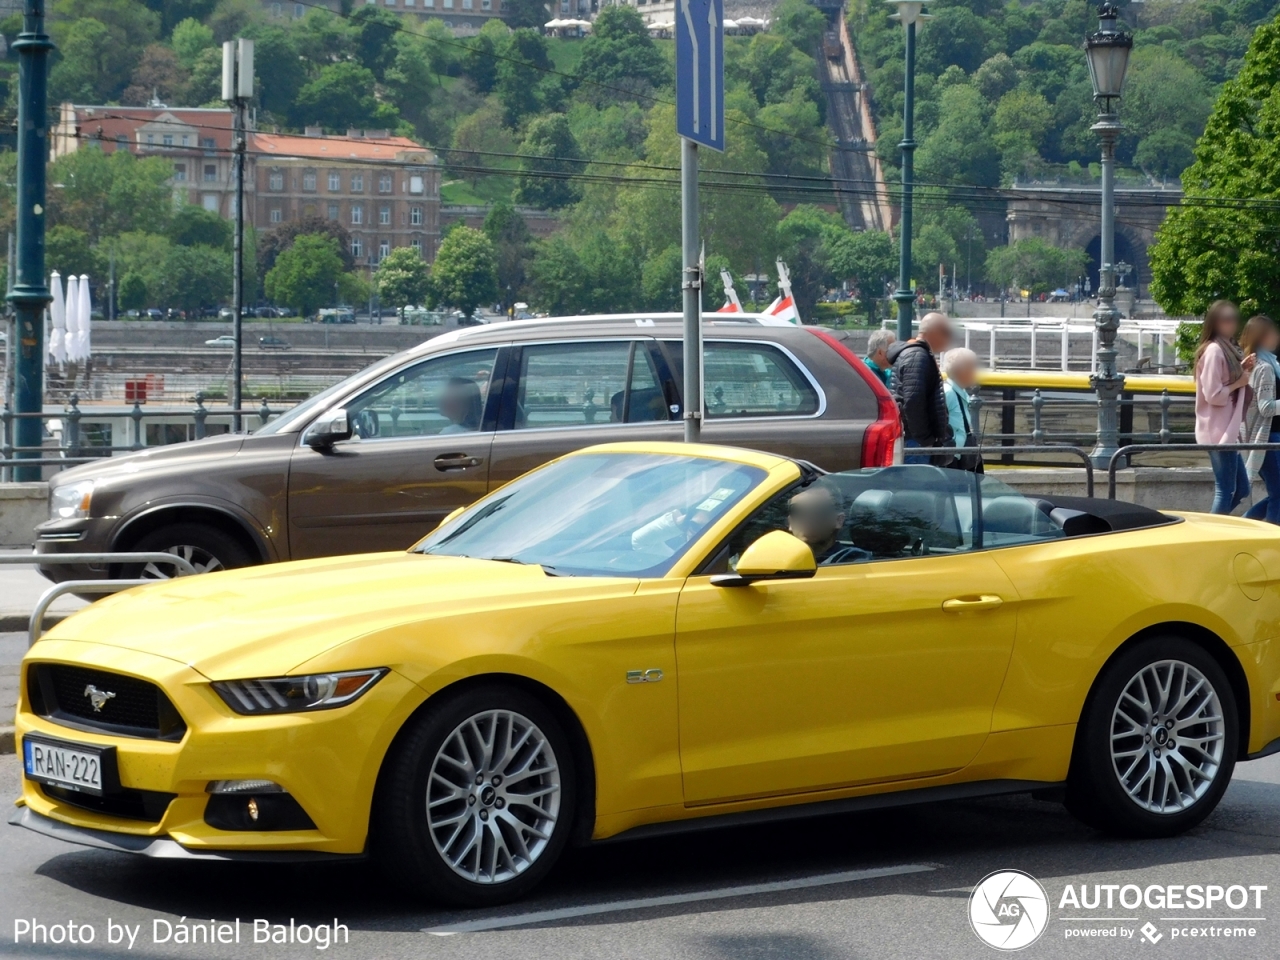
12,442 -> 1280,906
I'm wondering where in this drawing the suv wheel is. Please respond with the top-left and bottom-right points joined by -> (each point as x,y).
374,684 -> 575,906
125,523 -> 253,579
1066,636 -> 1237,837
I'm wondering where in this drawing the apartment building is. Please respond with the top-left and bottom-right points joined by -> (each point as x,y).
253,128 -> 441,268
50,103 -> 243,218
264,0 -> 506,35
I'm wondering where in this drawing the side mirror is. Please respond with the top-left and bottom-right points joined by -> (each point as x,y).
305,408 -> 352,449
710,530 -> 817,588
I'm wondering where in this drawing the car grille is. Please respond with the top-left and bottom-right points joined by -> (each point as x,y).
27,664 -> 187,741
41,783 -> 175,823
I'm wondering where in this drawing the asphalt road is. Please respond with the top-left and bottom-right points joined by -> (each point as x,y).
2,749 -> 1279,960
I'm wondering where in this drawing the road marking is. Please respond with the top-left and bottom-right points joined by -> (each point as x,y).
422,862 -> 939,934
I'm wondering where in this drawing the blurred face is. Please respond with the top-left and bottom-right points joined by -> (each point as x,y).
787,487 -> 845,550
949,359 -> 978,389
441,384 -> 472,425
1266,327 -> 1280,353
1215,308 -> 1241,339
872,337 -> 894,366
921,318 -> 953,353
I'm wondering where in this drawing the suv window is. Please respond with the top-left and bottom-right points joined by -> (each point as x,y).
511,341 -> 670,430
343,348 -> 499,440
662,340 -> 820,419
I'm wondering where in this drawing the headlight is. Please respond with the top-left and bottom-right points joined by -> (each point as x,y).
49,480 -> 94,520
212,669 -> 387,715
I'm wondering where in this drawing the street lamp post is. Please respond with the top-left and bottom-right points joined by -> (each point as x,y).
1084,2 -> 1132,467
888,2 -> 931,343
222,38 -> 253,432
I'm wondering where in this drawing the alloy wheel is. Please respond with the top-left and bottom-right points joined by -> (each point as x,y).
426,709 -> 561,884
1109,659 -> 1225,814
140,545 -> 224,578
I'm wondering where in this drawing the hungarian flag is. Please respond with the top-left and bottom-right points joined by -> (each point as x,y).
715,301 -> 741,313
760,295 -> 800,326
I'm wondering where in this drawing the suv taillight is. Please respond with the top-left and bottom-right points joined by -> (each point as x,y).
806,328 -> 903,468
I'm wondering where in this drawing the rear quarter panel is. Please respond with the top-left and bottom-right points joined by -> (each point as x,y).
988,514 -> 1280,754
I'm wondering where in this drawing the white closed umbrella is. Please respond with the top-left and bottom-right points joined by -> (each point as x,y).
64,274 -> 80,362
78,275 -> 92,361
48,271 -> 66,366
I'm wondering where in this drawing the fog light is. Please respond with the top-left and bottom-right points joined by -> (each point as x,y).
247,797 -> 260,822
207,779 -> 285,794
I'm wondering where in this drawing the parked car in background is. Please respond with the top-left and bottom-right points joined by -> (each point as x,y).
315,308 -> 356,324
35,314 -> 900,580
204,335 -> 236,347
258,335 -> 290,350
145,309 -> 163,320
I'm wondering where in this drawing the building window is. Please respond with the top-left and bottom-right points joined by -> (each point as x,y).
162,134 -> 173,146
351,236 -> 364,258
271,2 -> 281,14
410,206 -> 423,226
328,171 -> 341,191
351,205 -> 363,225
426,0 -> 434,6
463,0 -> 472,8
406,0 -> 415,5
379,240 -> 390,261
268,170 -> 284,190
204,164 -> 218,182
181,134 -> 191,146
327,202 -> 339,220
115,134 -> 127,147
303,170 -> 317,191
201,137 -> 215,151
444,0 -> 453,8
409,175 -> 424,195
202,194 -> 219,212
174,163 -> 187,182
385,0 -> 395,5
411,236 -> 422,253
294,2 -> 303,16
378,174 -> 393,194
270,208 -> 282,223
481,0 -> 490,7
379,205 -> 391,225
146,133 -> 155,144
351,174 -> 364,192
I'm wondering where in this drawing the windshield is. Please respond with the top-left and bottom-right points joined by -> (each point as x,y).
254,349 -> 418,435
416,453 -> 768,577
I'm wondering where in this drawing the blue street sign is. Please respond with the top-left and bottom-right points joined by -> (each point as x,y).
676,0 -> 725,152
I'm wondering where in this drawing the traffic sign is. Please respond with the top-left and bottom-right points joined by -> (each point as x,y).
676,0 -> 724,152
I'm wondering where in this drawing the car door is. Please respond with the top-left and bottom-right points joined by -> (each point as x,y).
286,346 -> 502,559
674,467 -> 1021,805
486,338 -> 682,488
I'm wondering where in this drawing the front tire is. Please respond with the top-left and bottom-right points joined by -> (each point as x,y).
1066,636 -> 1238,837
125,523 -> 252,579
374,684 -> 575,907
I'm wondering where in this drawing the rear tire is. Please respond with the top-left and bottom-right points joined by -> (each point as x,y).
1066,635 -> 1237,837
124,523 -> 253,579
373,684 -> 575,907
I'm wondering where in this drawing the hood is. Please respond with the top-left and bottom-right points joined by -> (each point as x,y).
38,552 -> 637,680
885,339 -> 928,365
52,433 -> 246,486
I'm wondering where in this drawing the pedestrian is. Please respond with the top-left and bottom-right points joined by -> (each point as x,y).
888,311 -> 954,464
1240,314 -> 1280,523
1194,300 -> 1255,514
863,329 -> 895,387
942,347 -> 983,473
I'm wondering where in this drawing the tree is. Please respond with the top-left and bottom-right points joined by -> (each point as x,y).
48,0 -> 161,103
46,225 -> 104,280
122,44 -> 188,106
375,247 -> 431,319
450,101 -> 517,189
171,17 -> 215,71
431,227 -> 498,320
1135,129 -> 1197,184
463,19 -> 508,94
528,235 -> 587,315
514,114 -> 584,210
118,272 -> 148,311
772,0 -> 826,53
257,215 -> 354,276
156,244 -> 232,315
484,200 -> 533,313
574,6 -> 669,102
777,205 -> 850,320
350,7 -> 402,81
167,205 -> 231,249
985,238 -> 1087,297
496,28 -> 552,127
501,0 -> 545,30
243,24 -> 307,121
293,62 -> 398,133
826,229 -> 896,321
264,234 -> 349,318
47,148 -> 174,242
1150,20 -> 1280,318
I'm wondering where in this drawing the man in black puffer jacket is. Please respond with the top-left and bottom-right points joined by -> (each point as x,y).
887,311 -> 955,464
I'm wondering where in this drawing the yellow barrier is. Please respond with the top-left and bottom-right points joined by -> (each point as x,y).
976,369 -> 1195,396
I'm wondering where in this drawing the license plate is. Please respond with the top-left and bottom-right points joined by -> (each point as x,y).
23,735 -> 116,797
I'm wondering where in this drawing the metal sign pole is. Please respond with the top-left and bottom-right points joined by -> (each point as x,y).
681,137 -> 701,443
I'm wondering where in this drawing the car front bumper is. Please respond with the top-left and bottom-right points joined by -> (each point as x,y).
14,638 -> 423,857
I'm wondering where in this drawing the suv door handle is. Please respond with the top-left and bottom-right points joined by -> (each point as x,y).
942,595 -> 1004,612
434,454 -> 483,471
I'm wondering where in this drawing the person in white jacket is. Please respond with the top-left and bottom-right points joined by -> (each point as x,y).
1241,314 -> 1280,524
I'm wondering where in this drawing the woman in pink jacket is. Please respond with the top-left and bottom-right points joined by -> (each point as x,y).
1195,300 -> 1255,513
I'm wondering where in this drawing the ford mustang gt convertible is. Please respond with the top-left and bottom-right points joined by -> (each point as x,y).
12,442 -> 1280,906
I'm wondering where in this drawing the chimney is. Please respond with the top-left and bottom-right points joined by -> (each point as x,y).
347,128 -> 363,139
304,125 -> 322,137
364,129 -> 390,140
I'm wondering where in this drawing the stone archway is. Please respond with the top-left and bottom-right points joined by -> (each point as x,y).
1081,229 -> 1144,296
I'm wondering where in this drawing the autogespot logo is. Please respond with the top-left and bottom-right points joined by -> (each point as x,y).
970,869 -> 1051,951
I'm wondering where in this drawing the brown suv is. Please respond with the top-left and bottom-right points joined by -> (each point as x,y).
35,314 -> 901,579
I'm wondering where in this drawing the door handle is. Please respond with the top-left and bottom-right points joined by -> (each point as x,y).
433,453 -> 483,471
942,595 -> 1004,612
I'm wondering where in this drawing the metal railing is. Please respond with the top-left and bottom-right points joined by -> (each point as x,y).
1,391 -> 293,478
5,551 -> 202,645
971,387 -> 1195,449
1106,442 -> 1280,500
901,445 -> 1095,497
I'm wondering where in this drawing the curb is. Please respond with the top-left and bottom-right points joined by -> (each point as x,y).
1,726 -> 12,755
0,613 -> 66,633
